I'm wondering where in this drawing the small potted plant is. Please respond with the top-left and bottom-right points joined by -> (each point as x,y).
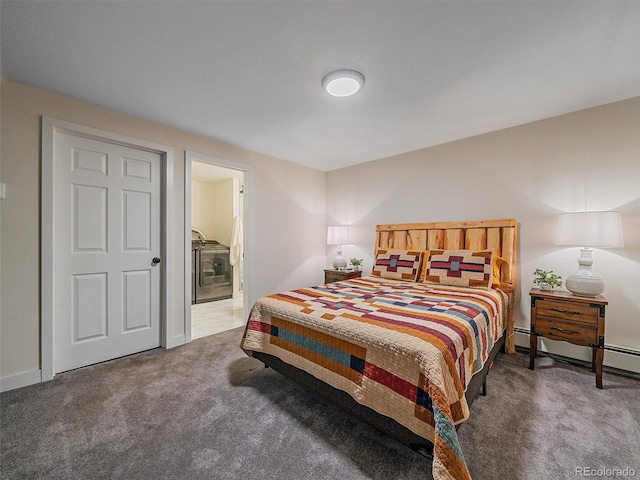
533,269 -> 562,291
349,257 -> 364,271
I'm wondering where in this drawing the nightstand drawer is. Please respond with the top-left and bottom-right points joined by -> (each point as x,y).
325,271 -> 345,283
324,269 -> 362,284
534,317 -> 597,346
535,298 -> 599,326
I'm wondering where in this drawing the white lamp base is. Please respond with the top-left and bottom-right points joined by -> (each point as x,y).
332,244 -> 347,270
333,256 -> 347,270
565,247 -> 605,297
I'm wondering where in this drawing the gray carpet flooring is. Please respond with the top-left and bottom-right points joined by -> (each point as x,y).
1,327 -> 638,479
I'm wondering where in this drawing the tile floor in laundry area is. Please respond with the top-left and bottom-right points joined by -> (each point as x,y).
191,294 -> 246,340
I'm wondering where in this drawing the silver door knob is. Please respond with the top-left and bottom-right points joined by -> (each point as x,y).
152,257 -> 161,265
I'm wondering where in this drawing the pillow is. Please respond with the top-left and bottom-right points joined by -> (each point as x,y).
424,249 -> 494,289
371,249 -> 423,281
492,255 -> 507,288
418,250 -> 430,282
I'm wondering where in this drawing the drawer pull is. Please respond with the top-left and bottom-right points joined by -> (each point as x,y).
550,326 -> 581,335
550,307 -> 582,316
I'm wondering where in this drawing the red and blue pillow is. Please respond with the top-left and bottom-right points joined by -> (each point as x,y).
371,249 -> 424,282
424,249 -> 494,289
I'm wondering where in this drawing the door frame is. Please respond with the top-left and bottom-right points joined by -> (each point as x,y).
41,117 -> 175,381
184,151 -> 252,342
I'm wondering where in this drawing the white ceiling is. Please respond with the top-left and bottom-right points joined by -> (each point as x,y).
2,1 -> 640,172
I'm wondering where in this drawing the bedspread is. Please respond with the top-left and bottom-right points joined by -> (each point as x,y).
241,276 -> 506,480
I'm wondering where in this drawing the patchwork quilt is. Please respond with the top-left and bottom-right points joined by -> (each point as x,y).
241,276 -> 506,480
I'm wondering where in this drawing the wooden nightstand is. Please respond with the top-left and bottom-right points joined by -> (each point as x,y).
529,288 -> 607,389
324,269 -> 362,284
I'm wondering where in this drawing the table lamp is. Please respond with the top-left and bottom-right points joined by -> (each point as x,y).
554,211 -> 624,297
327,225 -> 350,270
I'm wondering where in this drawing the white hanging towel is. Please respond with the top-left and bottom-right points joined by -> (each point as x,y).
229,215 -> 243,266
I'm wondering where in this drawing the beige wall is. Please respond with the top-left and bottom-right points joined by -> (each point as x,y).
191,179 -> 234,241
0,80 -> 326,383
210,179 -> 235,246
2,78 -> 637,384
327,97 -> 640,372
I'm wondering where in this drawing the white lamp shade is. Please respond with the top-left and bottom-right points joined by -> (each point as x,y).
555,212 -> 624,248
327,225 -> 350,245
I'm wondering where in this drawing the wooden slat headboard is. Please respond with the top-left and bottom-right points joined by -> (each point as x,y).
374,218 -> 519,352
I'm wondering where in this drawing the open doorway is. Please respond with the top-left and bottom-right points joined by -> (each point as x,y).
185,152 -> 249,341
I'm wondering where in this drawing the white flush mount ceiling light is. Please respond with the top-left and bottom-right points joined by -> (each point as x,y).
322,69 -> 365,97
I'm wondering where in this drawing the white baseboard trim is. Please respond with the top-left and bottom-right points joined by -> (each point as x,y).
1,337 -> 190,391
0,369 -> 42,393
605,350 -> 640,374
515,332 -> 640,375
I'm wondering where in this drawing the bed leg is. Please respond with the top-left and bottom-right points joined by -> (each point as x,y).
413,444 -> 434,458
481,379 -> 487,397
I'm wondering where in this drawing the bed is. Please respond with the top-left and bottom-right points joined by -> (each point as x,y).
241,219 -> 518,480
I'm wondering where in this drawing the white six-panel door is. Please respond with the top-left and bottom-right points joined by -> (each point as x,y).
53,132 -> 161,372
